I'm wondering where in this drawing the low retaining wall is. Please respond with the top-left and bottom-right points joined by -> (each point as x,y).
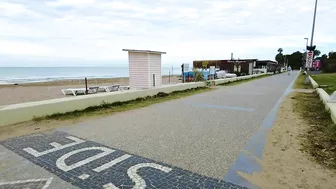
309,75 -> 319,88
315,88 -> 336,125
0,73 -> 267,127
214,73 -> 266,85
0,82 -> 205,127
316,88 -> 331,110
330,104 -> 336,124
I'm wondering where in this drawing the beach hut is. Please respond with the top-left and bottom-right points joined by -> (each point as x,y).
122,49 -> 166,89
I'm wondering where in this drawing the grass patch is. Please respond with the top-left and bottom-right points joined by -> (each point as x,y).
293,73 -> 312,89
33,87 -> 211,122
218,74 -> 270,86
293,92 -> 336,170
311,73 -> 336,95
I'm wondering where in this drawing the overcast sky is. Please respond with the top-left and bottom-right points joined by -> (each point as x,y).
0,0 -> 335,67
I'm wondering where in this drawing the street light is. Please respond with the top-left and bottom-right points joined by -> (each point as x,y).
310,0 -> 318,47
304,38 -> 309,49
306,0 -> 318,72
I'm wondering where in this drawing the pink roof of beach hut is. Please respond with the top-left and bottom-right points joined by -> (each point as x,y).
122,49 -> 166,89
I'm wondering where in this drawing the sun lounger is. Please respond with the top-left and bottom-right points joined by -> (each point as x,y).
119,86 -> 130,91
61,87 -> 99,96
98,84 -> 121,92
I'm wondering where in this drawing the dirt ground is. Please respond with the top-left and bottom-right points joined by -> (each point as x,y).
0,120 -> 74,141
238,92 -> 336,189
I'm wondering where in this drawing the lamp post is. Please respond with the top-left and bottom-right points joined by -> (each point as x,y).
310,0 -> 318,47
306,0 -> 318,75
304,38 -> 308,50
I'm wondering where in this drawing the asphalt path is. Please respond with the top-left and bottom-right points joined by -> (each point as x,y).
0,72 -> 298,189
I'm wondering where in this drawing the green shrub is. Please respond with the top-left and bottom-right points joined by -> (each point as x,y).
193,69 -> 205,81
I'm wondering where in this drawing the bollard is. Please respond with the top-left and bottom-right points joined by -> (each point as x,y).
169,71 -> 171,83
85,77 -> 88,94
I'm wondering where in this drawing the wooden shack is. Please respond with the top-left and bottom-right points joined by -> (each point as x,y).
123,49 -> 166,89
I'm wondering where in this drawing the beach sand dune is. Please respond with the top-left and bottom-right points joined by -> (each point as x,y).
0,76 -> 180,106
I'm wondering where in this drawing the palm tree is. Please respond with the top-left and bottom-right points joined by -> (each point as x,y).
313,49 -> 321,58
275,48 -> 284,66
278,48 -> 283,54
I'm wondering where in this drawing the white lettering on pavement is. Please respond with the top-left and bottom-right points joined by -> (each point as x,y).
103,163 -> 173,189
103,183 -> 119,189
93,154 -> 132,172
23,136 -> 85,157
56,147 -> 114,172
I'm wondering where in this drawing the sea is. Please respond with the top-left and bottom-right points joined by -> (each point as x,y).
0,66 -> 182,84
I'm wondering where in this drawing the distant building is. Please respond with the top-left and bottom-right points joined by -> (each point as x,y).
193,59 -> 280,75
255,60 -> 277,68
193,59 -> 257,75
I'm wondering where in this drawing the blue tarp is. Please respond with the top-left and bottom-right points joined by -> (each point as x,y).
183,70 -> 214,81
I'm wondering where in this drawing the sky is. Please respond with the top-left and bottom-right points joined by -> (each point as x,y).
0,0 -> 335,67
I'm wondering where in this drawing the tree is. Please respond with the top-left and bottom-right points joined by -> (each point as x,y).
275,48 -> 285,66
328,51 -> 336,59
202,61 -> 209,69
313,49 -> 321,58
317,54 -> 328,70
322,52 -> 336,73
278,49 -> 335,73
321,54 -> 328,59
287,51 -> 303,69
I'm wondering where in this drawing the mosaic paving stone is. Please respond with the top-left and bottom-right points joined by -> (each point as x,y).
1,131 -> 248,189
0,178 -> 53,189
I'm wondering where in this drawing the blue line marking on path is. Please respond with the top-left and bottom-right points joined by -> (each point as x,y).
186,103 -> 255,112
224,72 -> 300,189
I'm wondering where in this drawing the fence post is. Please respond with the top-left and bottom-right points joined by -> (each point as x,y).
169,71 -> 171,83
85,77 -> 88,94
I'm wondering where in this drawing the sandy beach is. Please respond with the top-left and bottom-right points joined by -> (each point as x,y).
0,76 -> 181,106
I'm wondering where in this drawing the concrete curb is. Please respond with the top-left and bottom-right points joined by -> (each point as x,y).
330,104 -> 336,124
316,88 -> 331,110
309,76 -> 319,88
316,88 -> 336,124
214,73 -> 266,85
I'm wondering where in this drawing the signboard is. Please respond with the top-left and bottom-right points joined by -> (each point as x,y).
228,60 -> 246,63
306,51 -> 314,68
313,60 -> 321,69
183,63 -> 189,72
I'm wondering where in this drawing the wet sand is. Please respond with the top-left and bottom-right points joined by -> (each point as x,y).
0,76 -> 181,106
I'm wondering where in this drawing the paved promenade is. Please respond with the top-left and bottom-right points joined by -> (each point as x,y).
0,72 -> 298,189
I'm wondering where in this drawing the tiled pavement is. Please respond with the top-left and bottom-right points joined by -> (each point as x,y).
1,131 -> 246,189
0,72 -> 298,189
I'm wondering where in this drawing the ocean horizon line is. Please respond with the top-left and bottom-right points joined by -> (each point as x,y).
0,66 -> 183,84
0,65 -> 184,68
